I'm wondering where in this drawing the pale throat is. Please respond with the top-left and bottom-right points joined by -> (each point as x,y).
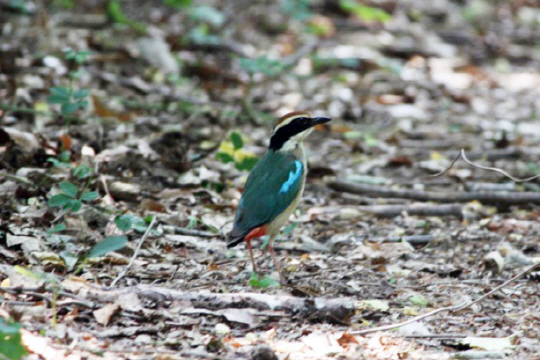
277,128 -> 314,153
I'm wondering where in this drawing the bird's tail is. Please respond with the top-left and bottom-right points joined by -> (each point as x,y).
226,228 -> 246,248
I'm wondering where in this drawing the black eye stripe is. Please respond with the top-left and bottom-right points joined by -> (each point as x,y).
269,117 -> 313,150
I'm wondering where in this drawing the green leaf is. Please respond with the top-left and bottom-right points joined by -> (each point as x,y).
47,94 -> 68,104
117,214 -> 147,233
163,0 -> 191,8
81,191 -> 99,201
88,236 -> 127,258
0,319 -> 27,360
115,214 -> 133,232
339,0 -> 392,22
107,0 -> 129,23
280,0 -> 312,21
48,194 -> 71,207
61,102 -> 80,115
68,200 -> 82,212
230,132 -> 243,150
77,100 -> 89,109
249,273 -> 280,288
50,87 -> 70,98
59,150 -> 71,162
47,223 -> 66,234
60,250 -> 79,270
59,182 -> 78,198
73,51 -> 91,64
216,152 -> 234,164
408,295 -> 429,307
235,156 -> 258,171
73,164 -> 92,179
72,88 -> 89,100
64,49 -> 76,59
282,222 -> 298,235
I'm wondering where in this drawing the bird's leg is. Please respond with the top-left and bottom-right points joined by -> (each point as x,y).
245,237 -> 258,274
267,234 -> 286,283
245,226 -> 266,275
267,236 -> 280,272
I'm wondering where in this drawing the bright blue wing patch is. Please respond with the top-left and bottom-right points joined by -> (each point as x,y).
231,151 -> 304,239
280,160 -> 302,193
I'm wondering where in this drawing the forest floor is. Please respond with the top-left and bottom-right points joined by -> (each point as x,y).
2,0 -> 540,359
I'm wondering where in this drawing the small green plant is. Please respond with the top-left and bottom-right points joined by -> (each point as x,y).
47,180 -> 98,212
107,0 -> 147,33
216,132 -> 259,171
0,319 -> 27,360
47,87 -> 88,117
45,163 -> 104,270
47,150 -> 72,168
61,214 -> 157,272
46,49 -> 91,126
114,213 -> 154,233
249,273 -> 280,288
339,0 -> 392,22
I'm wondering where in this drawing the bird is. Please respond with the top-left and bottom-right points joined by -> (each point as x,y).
227,111 -> 331,279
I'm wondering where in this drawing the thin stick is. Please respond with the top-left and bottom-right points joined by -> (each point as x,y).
452,260 -> 540,311
351,261 -> 540,335
109,216 -> 157,288
351,302 -> 465,335
431,149 -> 540,182
100,174 -> 114,203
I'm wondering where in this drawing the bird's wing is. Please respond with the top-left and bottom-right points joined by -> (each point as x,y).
228,151 -> 304,245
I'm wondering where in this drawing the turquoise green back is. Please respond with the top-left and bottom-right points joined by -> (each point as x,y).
229,150 -> 303,242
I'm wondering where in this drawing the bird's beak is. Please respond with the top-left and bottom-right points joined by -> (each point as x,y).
310,116 -> 332,126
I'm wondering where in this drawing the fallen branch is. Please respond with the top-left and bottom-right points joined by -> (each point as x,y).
367,235 -> 435,245
351,261 -> 540,335
169,226 -> 216,238
328,181 -> 540,205
312,204 -> 463,218
356,203 -> 463,217
69,284 -> 356,324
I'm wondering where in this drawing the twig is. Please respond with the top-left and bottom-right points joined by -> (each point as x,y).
328,181 -> 540,205
366,235 -> 435,244
170,226 -> 215,238
356,204 -> 463,217
100,175 -> 115,204
431,149 -> 540,182
452,260 -> 540,311
109,216 -> 157,288
351,261 -> 540,335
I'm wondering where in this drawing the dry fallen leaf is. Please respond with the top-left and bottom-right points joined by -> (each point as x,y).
93,303 -> 120,326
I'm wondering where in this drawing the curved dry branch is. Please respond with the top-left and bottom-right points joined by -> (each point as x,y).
431,149 -> 540,182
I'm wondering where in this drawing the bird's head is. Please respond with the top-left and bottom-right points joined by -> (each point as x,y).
269,111 -> 331,152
